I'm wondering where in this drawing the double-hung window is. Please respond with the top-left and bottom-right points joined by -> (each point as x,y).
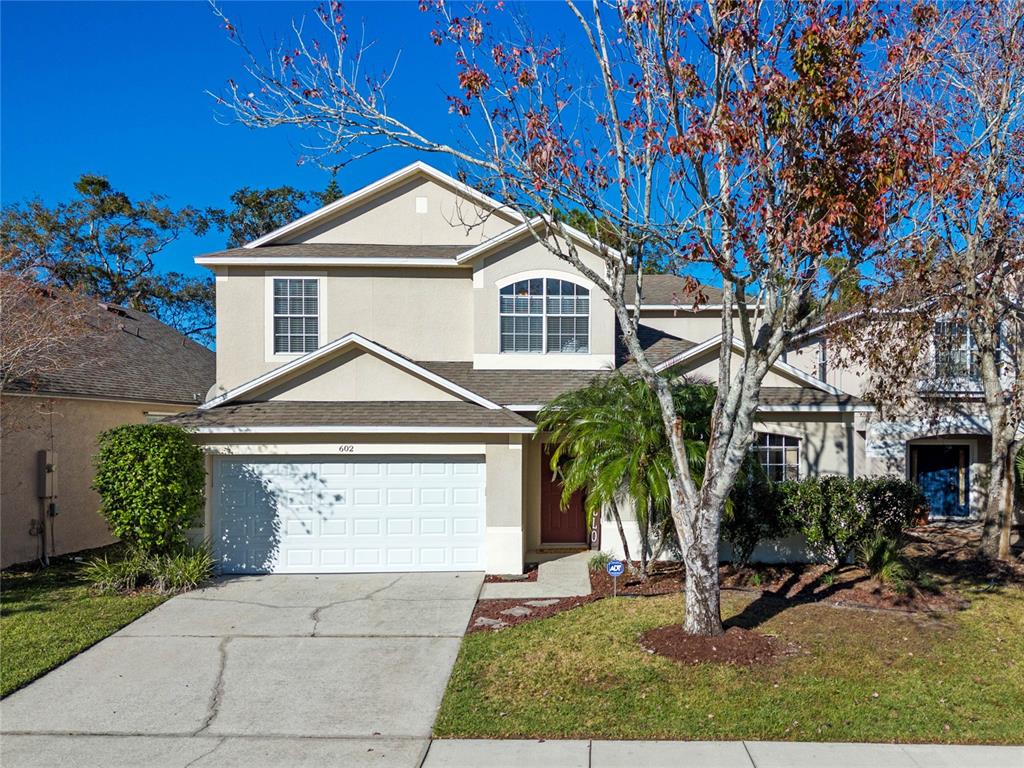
499,277 -> 589,354
272,278 -> 320,354
933,321 -> 979,380
752,433 -> 801,482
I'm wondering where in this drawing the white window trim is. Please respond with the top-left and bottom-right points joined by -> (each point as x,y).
264,272 -> 327,363
752,431 -> 802,481
497,274 -> 593,356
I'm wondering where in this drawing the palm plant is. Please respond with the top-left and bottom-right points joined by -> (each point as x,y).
537,374 -> 714,577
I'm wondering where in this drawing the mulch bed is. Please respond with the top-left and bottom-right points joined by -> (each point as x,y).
466,525 -> 1012,634
483,563 -> 539,584
640,625 -> 791,666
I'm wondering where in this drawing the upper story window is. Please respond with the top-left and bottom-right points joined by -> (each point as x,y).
752,433 -> 801,482
933,321 -> 979,380
273,278 -> 319,354
499,278 -> 590,354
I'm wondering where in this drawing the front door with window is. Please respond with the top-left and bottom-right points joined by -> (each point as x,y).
912,444 -> 970,518
540,453 -> 588,544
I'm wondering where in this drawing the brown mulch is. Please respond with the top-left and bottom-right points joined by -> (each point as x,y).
468,525 -> 1018,634
483,563 -> 539,584
640,625 -> 792,666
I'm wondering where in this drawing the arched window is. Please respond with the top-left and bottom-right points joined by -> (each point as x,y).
499,277 -> 590,353
752,433 -> 801,481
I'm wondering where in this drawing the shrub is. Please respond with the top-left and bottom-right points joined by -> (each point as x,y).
778,475 -> 924,565
82,545 -> 213,595
81,549 -> 147,594
147,546 -> 215,593
724,469 -> 795,566
92,424 -> 205,555
856,531 -> 910,588
588,551 -> 613,571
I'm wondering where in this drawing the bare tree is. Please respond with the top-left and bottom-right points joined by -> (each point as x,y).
0,271 -> 99,430
829,1 -> 1024,559
212,0 -> 934,635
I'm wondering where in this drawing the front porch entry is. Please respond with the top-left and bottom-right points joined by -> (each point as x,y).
911,442 -> 971,519
539,450 -> 588,545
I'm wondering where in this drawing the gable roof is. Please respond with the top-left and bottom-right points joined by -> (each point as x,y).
244,161 -> 524,249
653,334 -> 845,395
624,275 -> 725,308
201,332 -> 502,411
2,292 -> 214,405
454,216 -> 623,265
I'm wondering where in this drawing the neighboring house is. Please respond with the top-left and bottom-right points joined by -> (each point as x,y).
0,297 -> 215,568
166,161 -> 870,575
786,324 -> 1014,522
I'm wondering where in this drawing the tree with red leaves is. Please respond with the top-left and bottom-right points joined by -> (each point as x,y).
214,0 -> 936,636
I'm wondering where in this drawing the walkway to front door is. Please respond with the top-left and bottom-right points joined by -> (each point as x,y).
912,443 -> 971,518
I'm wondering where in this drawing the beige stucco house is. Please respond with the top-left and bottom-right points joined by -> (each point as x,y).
1,299 -> 214,569
166,162 -> 873,575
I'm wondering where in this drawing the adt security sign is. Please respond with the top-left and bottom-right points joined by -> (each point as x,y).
606,559 -> 625,597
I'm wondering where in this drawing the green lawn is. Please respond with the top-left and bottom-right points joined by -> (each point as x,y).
436,586 -> 1024,744
1,556 -> 167,697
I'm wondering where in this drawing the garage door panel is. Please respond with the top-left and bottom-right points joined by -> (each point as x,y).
212,457 -> 486,573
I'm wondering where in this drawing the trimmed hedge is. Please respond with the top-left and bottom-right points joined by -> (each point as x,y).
92,424 -> 205,555
724,474 -> 926,566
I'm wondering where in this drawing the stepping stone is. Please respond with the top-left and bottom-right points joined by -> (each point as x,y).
474,616 -> 507,628
500,605 -> 533,617
524,599 -> 560,608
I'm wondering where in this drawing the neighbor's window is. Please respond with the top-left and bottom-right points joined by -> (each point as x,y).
933,321 -> 979,380
499,278 -> 589,353
273,278 -> 319,354
752,433 -> 801,482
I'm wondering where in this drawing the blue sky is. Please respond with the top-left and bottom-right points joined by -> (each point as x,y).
1,1 -> 574,277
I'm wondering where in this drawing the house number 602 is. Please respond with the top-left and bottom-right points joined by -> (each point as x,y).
338,445 -> 355,453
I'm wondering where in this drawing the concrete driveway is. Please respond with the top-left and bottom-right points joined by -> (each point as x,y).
0,571 -> 482,768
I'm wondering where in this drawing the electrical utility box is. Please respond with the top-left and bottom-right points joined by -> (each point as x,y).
37,450 -> 57,499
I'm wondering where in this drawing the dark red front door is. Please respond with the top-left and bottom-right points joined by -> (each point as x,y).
540,453 -> 587,544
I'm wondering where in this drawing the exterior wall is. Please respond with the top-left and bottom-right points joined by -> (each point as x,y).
283,177 -> 518,246
1,395 -> 190,569
678,348 -> 818,388
471,238 -> 616,369
522,434 -> 544,553
213,265 -> 475,393
598,411 -> 858,564
196,432 -> 528,574
785,337 -> 871,397
637,309 -> 731,342
253,349 -> 459,403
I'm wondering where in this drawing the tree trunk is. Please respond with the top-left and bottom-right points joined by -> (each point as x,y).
980,444 -> 1010,560
681,536 -> 723,636
609,498 -> 635,572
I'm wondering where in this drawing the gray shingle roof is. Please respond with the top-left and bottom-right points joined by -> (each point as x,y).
625,274 -> 724,307
199,244 -> 468,261
757,387 -> 868,408
162,401 -> 534,430
3,298 -> 214,405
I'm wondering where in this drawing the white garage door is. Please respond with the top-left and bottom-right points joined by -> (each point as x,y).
212,457 -> 486,573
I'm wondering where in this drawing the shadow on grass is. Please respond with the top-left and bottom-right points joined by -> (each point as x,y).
725,570 -> 871,630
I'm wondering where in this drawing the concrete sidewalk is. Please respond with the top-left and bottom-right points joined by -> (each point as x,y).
422,739 -> 1023,767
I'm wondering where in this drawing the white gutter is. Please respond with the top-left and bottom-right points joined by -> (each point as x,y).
186,425 -> 536,435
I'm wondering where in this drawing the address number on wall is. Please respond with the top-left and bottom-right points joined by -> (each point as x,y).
338,445 -> 355,453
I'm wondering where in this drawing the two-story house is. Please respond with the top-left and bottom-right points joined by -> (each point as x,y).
167,162 -> 872,575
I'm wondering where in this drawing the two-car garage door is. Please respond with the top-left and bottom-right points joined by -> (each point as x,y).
211,457 -> 486,573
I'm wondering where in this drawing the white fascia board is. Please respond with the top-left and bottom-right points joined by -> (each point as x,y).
195,256 -> 466,268
188,425 -> 536,434
200,331 -> 502,411
654,334 -> 847,396
756,404 -> 874,413
455,216 -> 623,265
244,161 -> 523,249
504,404 -> 544,411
